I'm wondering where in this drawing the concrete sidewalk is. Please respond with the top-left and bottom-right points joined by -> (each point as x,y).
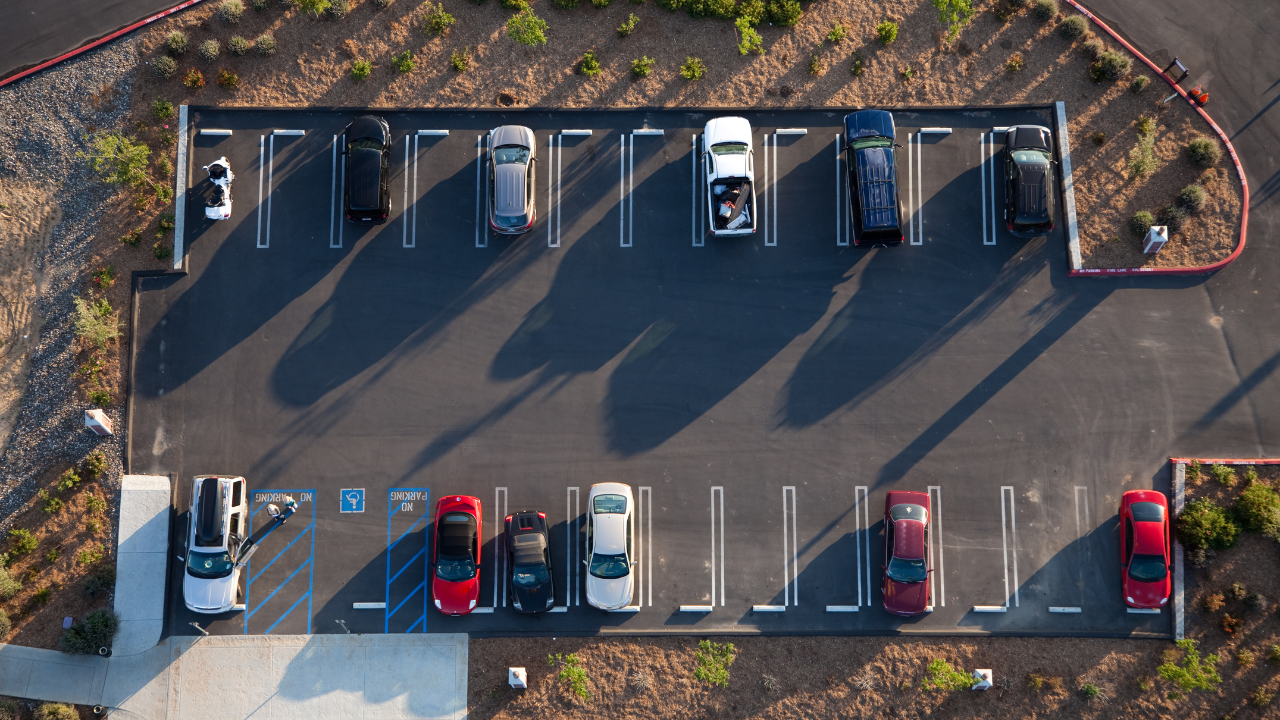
0,633 -> 468,719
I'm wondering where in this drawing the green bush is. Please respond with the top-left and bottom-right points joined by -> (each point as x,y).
932,0 -> 976,42
808,53 -> 825,76
1158,639 -> 1221,691
922,658 -> 972,691
1033,0 -> 1057,22
1130,75 -> 1150,93
1058,15 -> 1086,39
450,46 -> 470,71
1235,481 -> 1280,535
182,67 -> 204,87
198,39 -> 220,62
85,492 -> 108,514
219,0 -> 245,22
1186,136 -> 1221,167
1081,38 -> 1103,59
679,56 -> 706,80
736,0 -> 764,24
58,468 -> 81,492
590,0 -> 610,7
693,640 -> 736,688
78,131 -> 150,187
78,546 -> 104,566
1157,205 -> 1187,233
1268,645 -> 1280,666
876,20 -> 898,44
579,50 -> 601,77
60,609 -> 120,654
1095,49 -> 1131,79
152,100 -> 176,123
423,2 -> 455,34
350,58 -> 372,79
767,0 -> 801,27
296,0 -> 332,16
154,241 -> 173,261
1177,498 -> 1239,550
165,31 -> 188,56
1128,134 -> 1158,179
228,35 -> 251,55
153,55 -> 178,79
655,0 -> 683,10
73,296 -> 121,349
89,389 -> 111,406
827,21 -> 846,43
1177,184 -> 1206,213
84,564 -> 116,598
707,0 -> 735,19
327,0 -> 350,18
1136,114 -> 1155,136
1081,683 -> 1100,699
0,609 -> 10,639
553,0 -> 580,7
851,53 -> 864,76
507,8 -> 548,46
392,50 -> 416,73
256,33 -> 277,55
631,55 -> 653,77
0,566 -> 20,599
735,17 -> 763,54
1212,462 -> 1236,486
253,0 -> 269,10
617,12 -> 638,36
33,704 -> 78,720
548,653 -> 590,701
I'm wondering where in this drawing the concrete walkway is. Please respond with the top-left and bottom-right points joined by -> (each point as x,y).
0,633 -> 468,719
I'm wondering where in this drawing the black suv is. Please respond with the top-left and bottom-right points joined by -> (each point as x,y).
343,115 -> 391,224
1003,125 -> 1056,238
843,110 -> 904,247
505,510 -> 554,613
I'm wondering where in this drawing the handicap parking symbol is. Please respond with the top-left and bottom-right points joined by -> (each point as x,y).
340,488 -> 365,513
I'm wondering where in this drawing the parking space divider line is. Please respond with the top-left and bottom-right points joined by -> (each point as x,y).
782,486 -> 798,607
475,136 -> 487,248
855,486 -> 870,606
706,486 -> 726,609
973,605 -> 1007,613
494,487 -> 507,609
547,134 -> 553,248
329,136 -> 338,248
770,133 -> 778,247
753,605 -> 785,612
914,133 -> 924,245
761,133 -> 768,247
640,486 -> 652,606
556,134 -> 562,248
826,605 -> 859,612
928,485 -> 945,607
691,134 -> 697,247
627,133 -> 634,248
835,135 -> 848,247
1049,606 -> 1082,613
402,137 -> 410,248
906,133 -> 914,246
1000,486 -> 1020,608
337,134 -> 345,249
565,487 -> 579,608
411,134 -> 419,249
256,135 -> 265,248
265,134 -> 275,249
680,605 -> 713,612
701,135 -> 707,246
988,133 -> 998,246
619,134 -> 625,247
979,134 -> 988,246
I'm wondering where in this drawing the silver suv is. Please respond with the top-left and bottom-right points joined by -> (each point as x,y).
487,125 -> 537,234
182,476 -> 248,614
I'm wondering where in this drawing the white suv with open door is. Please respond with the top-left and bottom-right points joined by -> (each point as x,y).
702,117 -> 757,238
182,476 -> 248,614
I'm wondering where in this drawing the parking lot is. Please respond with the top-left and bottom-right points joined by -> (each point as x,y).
135,107 -> 1172,638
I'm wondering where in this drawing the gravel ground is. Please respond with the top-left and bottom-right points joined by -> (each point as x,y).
0,38 -> 140,530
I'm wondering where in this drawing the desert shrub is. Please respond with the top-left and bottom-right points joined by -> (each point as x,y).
327,0 -> 350,18
735,18 -> 763,54
60,609 -> 120,654
0,609 -> 10,639
590,0 -> 610,6
876,20 -> 898,44
165,31 -> 188,56
554,0 -> 580,7
183,66 -> 203,86
33,704 -> 77,720
1130,75 -> 1150,93
1222,613 -> 1243,634
253,0 -> 269,9
1081,38 -> 1103,58
1006,53 -> 1024,72
1157,205 -> 1187,233
1033,0 -> 1056,22
1058,14 -> 1086,38
548,653 -> 590,701
0,566 -> 19,599
617,12 -> 638,36
84,564 -> 116,598
152,98 -> 177,121
153,55 -> 178,79
8,529 -> 37,556
1129,134 -> 1158,179
1027,673 -> 1044,690
1158,639 -> 1221,691
423,2 -> 455,34
89,389 -> 111,406
198,39 -> 220,62
73,296 -> 120,349
256,33 -> 277,55
34,587 -> 51,604
450,47 -> 470,71
851,54 -> 864,76
1204,592 -> 1226,612
1136,115 -> 1156,136
296,0 -> 332,15
1268,645 -> 1280,666
44,548 -> 58,562
579,50 -> 601,77
1244,466 -> 1258,483
154,242 -> 173,261
78,131 -> 150,187
57,468 -> 81,492
1176,184 -> 1207,213
1246,593 -> 1267,610
1081,683 -> 1100,699
1238,649 -> 1256,667
691,0 -> 734,19
631,55 -> 653,77
922,659 -> 972,691
1186,136 -> 1222,167
392,50 -> 415,73
827,21 -> 846,43
373,0 -> 394,7
1252,687 -> 1275,707
1177,498 -> 1239,550
655,0 -> 683,9
1230,582 -> 1247,599
1235,481 -> 1280,534
78,545 -> 104,566
216,68 -> 239,88
1187,459 -> 1202,482
736,0 -> 764,24
767,0 -> 801,27
1095,49 -> 1131,79
1212,462 -> 1236,486
507,8 -> 548,46
694,640 -> 736,688
680,56 -> 706,80
40,490 -> 63,514
219,0 -> 245,22
808,53 -> 825,76
85,492 -> 108,514
228,35 -> 251,55
932,0 -> 976,41
350,58 -> 372,79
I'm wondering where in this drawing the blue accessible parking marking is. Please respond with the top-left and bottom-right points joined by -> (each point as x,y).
386,488 -> 430,633
245,490 -> 316,634
341,488 -> 365,513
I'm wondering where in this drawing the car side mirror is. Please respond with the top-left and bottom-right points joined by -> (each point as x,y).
631,561 -> 638,566
582,560 -> 588,566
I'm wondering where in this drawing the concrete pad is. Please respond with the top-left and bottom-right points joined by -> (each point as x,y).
270,641 -> 367,720
101,640 -> 173,718
117,475 -> 171,555
115,475 -> 171,657
0,646 -> 106,705
174,644 -> 277,720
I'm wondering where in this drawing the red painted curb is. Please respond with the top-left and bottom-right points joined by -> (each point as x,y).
1170,458 -> 1280,466
0,0 -> 208,89
1064,0 -> 1249,277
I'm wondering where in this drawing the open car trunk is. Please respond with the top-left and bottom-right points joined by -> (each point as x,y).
708,178 -> 756,236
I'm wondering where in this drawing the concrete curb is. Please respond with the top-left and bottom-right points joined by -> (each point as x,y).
173,104 -> 189,271
114,474 -> 172,657
1054,101 -> 1082,271
1064,0 -> 1249,277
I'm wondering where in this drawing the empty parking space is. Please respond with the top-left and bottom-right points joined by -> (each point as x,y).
141,107 -> 1171,639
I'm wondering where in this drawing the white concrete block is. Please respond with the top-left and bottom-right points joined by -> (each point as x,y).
1143,225 -> 1168,254
971,669 -> 993,690
509,667 -> 527,689
84,409 -> 112,435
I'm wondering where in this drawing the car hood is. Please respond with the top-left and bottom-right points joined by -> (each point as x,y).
586,574 -> 633,610
512,579 -> 554,611
433,575 -> 479,614
184,568 -> 238,611
493,164 -> 528,216
491,125 -> 534,150
844,109 -> 895,144
1125,576 -> 1170,608
1006,125 -> 1051,153
347,115 -> 388,145
704,116 -> 751,147
884,578 -> 928,615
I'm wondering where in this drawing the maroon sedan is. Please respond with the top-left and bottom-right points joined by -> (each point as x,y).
1119,490 -> 1171,609
882,490 -> 932,616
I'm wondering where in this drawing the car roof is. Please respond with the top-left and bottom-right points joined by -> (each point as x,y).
593,512 -> 628,554
438,513 -> 476,557
1015,162 -> 1049,219
1006,125 -> 1052,153
195,477 -> 226,547
892,519 -> 926,560
348,115 -> 388,144
511,531 -> 547,565
348,148 -> 383,210
492,125 -> 533,149
855,146 -> 900,230
1133,519 -> 1166,554
704,116 -> 751,146
844,110 -> 895,143
493,163 -> 527,216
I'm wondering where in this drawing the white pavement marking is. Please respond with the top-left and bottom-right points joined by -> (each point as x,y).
782,486 -> 798,607
914,132 -> 923,245
835,135 -> 848,247
254,134 -> 265,249
770,132 -> 778,246
1049,607 -> 1082,613
410,134 -> 419,249
627,133 -> 635,247
1127,608 -> 1161,614
418,129 -> 448,136
548,606 -> 568,613
475,135 -> 487,248
471,607 -> 495,614
619,134 -> 626,247
273,129 -> 304,136
980,134 -> 988,245
547,134 -> 554,248
708,486 -> 725,608
1000,486 -> 1020,608
906,132 -> 914,246
826,605 -> 860,612
609,607 -> 641,613
556,134 -> 562,248
760,132 -> 768,246
336,135 -> 346,249
265,134 -> 275,249
691,134 -> 699,246
988,129 -> 1001,246
493,487 -> 507,609
198,128 -> 232,136
639,486 -> 652,607
561,129 -> 592,136
856,485 -> 870,606
753,605 -> 786,612
1174,462 -> 1186,640
633,128 -> 663,136
402,137 -> 410,248
554,487 -> 578,613
173,106 -> 189,268
973,605 -> 1008,613
928,486 -> 945,607
329,135 -> 338,248
680,605 -> 713,612
353,602 -> 386,609
569,487 -> 580,607
776,128 -> 807,135
919,127 -> 952,134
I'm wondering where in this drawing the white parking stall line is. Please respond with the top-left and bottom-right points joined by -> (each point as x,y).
826,605 -> 859,612
928,486 -> 946,608
471,607 -> 495,614
273,129 -> 304,136
979,134 -> 988,245
633,128 -> 663,136
782,486 -> 798,607
199,128 -> 233,136
329,136 -> 339,249
619,134 -> 626,247
905,132 -> 913,246
753,605 -> 786,612
854,486 -> 870,606
352,602 -> 386,610
410,135 -> 419,249
493,487 -> 507,609
639,486 -> 652,607
256,135 -> 266,248
1127,607 -> 1161,614
265,133 -> 275,249
776,128 -> 807,135
418,130 -> 448,136
568,487 -> 580,607
1000,486 -> 1020,608
337,136 -> 345,249
770,133 -> 778,247
546,134 -> 554,248
919,128 -> 952,135
561,129 -> 592,136
474,136 -> 486,249
835,135 -> 848,247
702,486 -> 725,609
973,605 -> 1007,613
1049,606 -> 1083,613
691,134 -> 699,246
987,128 -> 1004,246
556,134 -> 562,248
402,137 -> 410,248
680,605 -> 713,612
913,132 -> 923,245
760,133 -> 768,246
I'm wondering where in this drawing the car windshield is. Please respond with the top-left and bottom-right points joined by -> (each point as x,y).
513,564 -> 550,588
1130,502 -> 1165,523
590,552 -> 630,579
494,146 -> 530,165
1128,553 -> 1167,583
1012,148 -> 1051,164
593,494 -> 627,514
710,142 -> 748,155
886,556 -> 927,584
851,136 -> 893,151
349,138 -> 383,152
186,550 -> 234,579
436,555 -> 477,582
494,213 -> 529,228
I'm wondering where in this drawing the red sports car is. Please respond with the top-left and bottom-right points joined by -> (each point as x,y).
432,495 -> 482,615
882,490 -> 931,616
1119,490 -> 1171,609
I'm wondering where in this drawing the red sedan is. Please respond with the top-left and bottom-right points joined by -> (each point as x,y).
1119,490 -> 1171,609
882,490 -> 931,616
432,495 -> 482,615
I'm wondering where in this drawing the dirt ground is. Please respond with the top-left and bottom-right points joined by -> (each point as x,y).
126,0 -> 1241,268
0,696 -> 96,720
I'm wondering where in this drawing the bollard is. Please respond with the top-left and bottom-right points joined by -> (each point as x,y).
84,409 -> 112,436
509,668 -> 528,689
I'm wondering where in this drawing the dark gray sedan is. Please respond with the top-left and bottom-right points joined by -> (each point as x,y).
487,125 -> 536,234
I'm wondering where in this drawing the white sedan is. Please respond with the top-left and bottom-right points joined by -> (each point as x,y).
584,483 -> 635,611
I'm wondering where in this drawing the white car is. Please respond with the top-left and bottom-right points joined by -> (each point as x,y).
702,117 -> 757,237
202,157 -> 234,221
182,476 -> 248,614
584,483 -> 635,611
